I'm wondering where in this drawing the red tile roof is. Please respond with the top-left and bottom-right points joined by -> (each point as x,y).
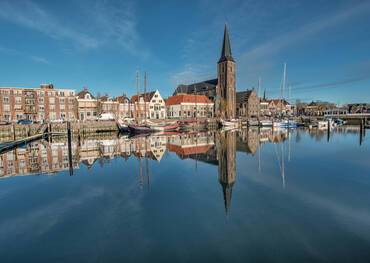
166,94 -> 212,106
167,144 -> 212,155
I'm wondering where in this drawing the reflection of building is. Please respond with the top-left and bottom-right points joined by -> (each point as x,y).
0,84 -> 76,122
166,94 -> 214,119
237,128 -> 259,155
167,132 -> 215,160
216,131 -> 236,213
0,140 -> 78,178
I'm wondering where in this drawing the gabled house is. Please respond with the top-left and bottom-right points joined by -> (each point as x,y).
131,90 -> 166,120
166,94 -> 214,119
76,88 -> 98,121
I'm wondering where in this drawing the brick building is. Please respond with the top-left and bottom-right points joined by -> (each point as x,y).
0,84 -> 76,122
236,89 -> 259,119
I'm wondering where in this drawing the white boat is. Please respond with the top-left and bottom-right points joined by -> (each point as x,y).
273,119 -> 298,128
259,119 -> 273,127
248,120 -> 259,126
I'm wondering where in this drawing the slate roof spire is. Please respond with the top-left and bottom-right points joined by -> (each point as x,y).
218,24 -> 235,63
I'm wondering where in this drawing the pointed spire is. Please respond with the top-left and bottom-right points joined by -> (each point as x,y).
220,182 -> 234,214
218,24 -> 234,63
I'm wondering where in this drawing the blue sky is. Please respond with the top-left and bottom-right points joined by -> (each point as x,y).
0,0 -> 369,104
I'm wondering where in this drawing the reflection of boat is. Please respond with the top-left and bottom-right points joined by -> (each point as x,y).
116,119 -> 129,133
273,119 -> 298,128
318,119 -> 337,130
220,119 -> 239,128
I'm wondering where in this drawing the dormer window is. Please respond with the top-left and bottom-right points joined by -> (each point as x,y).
85,94 -> 91,99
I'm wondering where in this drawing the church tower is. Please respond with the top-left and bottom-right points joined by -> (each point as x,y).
216,25 -> 236,119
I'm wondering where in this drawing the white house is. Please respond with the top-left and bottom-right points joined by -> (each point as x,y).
166,94 -> 214,119
131,90 -> 166,120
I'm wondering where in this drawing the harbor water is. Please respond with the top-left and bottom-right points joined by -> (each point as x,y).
0,127 -> 369,262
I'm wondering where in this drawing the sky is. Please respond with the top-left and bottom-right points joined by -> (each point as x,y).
0,0 -> 369,104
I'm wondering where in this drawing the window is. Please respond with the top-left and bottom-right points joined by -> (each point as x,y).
15,97 -> 22,104
60,98 -> 65,104
3,97 -> 9,104
49,97 -> 55,104
3,105 -> 10,111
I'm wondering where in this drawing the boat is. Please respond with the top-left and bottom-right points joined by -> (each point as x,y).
273,119 -> 298,128
128,124 -> 152,134
259,119 -> 273,127
248,119 -> 259,127
149,122 -> 179,132
116,119 -> 129,133
178,119 -> 208,131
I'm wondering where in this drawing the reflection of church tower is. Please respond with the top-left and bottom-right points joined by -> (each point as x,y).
216,130 -> 237,214
216,25 -> 236,119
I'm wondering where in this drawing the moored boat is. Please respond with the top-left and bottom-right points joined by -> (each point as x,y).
259,119 -> 273,127
128,124 -> 152,134
149,123 -> 179,132
116,119 -> 129,133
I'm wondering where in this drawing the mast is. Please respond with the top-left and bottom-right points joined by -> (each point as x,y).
136,71 -> 140,124
282,63 -> 287,117
144,72 -> 147,124
258,77 -> 261,121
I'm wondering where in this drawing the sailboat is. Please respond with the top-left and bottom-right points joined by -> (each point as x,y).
128,71 -> 152,134
273,63 -> 297,129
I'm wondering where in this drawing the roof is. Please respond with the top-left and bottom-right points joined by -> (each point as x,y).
166,94 -> 212,106
173,79 -> 218,96
77,88 -> 95,99
236,90 -> 255,104
115,95 -> 130,103
131,91 -> 156,103
270,99 -> 290,106
218,25 -> 235,63
167,144 -> 213,156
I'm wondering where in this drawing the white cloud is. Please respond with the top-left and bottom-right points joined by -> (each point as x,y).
0,0 -> 99,49
30,55 -> 50,64
240,1 -> 370,66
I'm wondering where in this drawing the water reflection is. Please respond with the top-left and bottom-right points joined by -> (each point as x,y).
0,127 -> 369,261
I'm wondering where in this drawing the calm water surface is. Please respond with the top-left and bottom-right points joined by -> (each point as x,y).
0,127 -> 369,262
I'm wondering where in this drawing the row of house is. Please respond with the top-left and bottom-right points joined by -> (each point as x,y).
0,84 -> 214,122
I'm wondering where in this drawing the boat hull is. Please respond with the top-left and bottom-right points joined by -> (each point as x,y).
128,124 -> 152,133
